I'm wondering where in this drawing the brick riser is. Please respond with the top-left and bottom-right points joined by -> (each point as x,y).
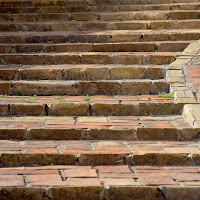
0,11 -> 200,22
1,20 -> 200,32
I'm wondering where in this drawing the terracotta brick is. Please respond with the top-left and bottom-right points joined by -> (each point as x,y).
11,104 -> 45,116
79,153 -> 127,165
162,187 -> 200,200
81,54 -> 110,64
54,54 -> 80,64
172,173 -> 200,182
102,178 -> 139,186
0,154 -> 76,167
47,186 -> 104,200
0,129 -> 25,140
77,81 -> 120,95
140,176 -> 177,186
0,105 -> 9,116
92,104 -> 140,116
137,128 -> 179,140
0,69 -> 18,80
112,54 -> 144,65
64,168 -> 97,178
0,175 -> 24,186
20,69 -> 62,80
90,129 -> 134,140
1,54 -> 53,65
108,186 -> 160,200
132,153 -> 190,166
0,81 -> 12,94
97,165 -> 132,173
30,126 -> 87,140
121,81 -> 151,95
48,102 -> 89,116
0,188 -> 46,200
63,67 -> 110,81
13,81 -> 76,96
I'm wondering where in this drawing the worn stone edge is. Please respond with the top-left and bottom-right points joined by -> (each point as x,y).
166,40 -> 200,128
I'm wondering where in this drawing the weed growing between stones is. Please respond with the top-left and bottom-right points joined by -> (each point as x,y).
0,94 -> 8,101
84,95 -> 90,102
25,95 -> 37,103
53,96 -> 65,103
158,91 -> 174,98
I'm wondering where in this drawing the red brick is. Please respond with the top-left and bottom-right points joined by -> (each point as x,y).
24,148 -> 58,154
97,165 -> 132,173
64,168 -> 97,178
172,173 -> 200,182
66,178 -> 101,186
0,175 -> 24,186
139,177 -> 177,185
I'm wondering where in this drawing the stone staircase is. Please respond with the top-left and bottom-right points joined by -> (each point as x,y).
0,0 -> 200,199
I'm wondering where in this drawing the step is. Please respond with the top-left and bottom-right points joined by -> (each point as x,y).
0,52 -> 178,65
1,10 -> 200,22
0,0 -> 199,8
0,41 -> 190,53
0,79 -> 169,96
0,30 -> 199,43
0,64 -> 166,81
1,20 -> 200,32
0,140 -> 199,166
0,165 -> 199,200
0,95 -> 181,117
1,3 -> 200,14
119,3 -> 200,11
0,115 -> 192,140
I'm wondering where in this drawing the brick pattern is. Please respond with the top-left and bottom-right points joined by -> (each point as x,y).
0,115 -> 191,140
0,165 -> 199,199
0,140 -> 199,166
0,165 -> 199,187
0,0 -> 200,198
0,95 -> 184,117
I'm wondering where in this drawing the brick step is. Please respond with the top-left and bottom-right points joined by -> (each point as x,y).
0,95 -> 181,117
119,3 -> 200,11
0,115 -> 192,140
1,10 -> 200,22
0,52 -> 178,65
1,0 -> 199,7
0,41 -> 190,53
1,20 -> 200,32
0,79 -> 169,95
0,64 -> 166,81
1,3 -> 200,14
0,140 -> 199,166
0,165 -> 199,200
0,30 -> 199,43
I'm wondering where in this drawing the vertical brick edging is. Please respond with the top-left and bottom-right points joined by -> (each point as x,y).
166,40 -> 200,128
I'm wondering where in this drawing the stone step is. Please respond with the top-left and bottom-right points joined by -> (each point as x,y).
0,52 -> 178,65
0,95 -> 180,117
0,79 -> 169,95
0,165 -> 199,200
0,140 -> 199,166
1,10 -> 200,22
0,30 -> 199,43
0,115 -> 192,140
1,20 -> 200,32
0,64 -> 166,81
0,41 -> 190,53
